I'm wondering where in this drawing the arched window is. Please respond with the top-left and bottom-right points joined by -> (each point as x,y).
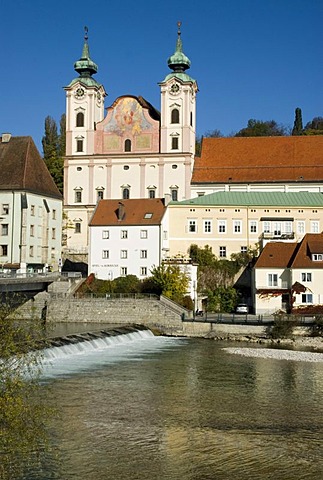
125,139 -> 132,152
123,188 -> 130,199
76,112 -> 84,127
171,109 -> 180,124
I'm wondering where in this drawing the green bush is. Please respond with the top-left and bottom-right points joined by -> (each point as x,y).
308,315 -> 323,337
266,316 -> 297,339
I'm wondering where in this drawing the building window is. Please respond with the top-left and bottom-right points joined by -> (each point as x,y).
188,220 -> 197,233
171,137 -> 179,150
172,164 -> 178,169
301,272 -> 312,282
125,139 -> 131,152
76,139 -> 83,152
190,111 -> 193,127
2,204 -> 9,215
31,205 -> 35,216
263,221 -> 271,233
163,230 -> 168,240
121,230 -> 128,239
218,220 -> 226,233
121,267 -> 127,276
76,112 -> 84,127
140,230 -> 148,239
148,189 -> 156,198
29,246 -> 34,257
250,220 -> 257,233
302,294 -> 313,304
1,224 -> 8,236
0,245 -> 8,256
140,267 -> 147,276
122,188 -> 130,199
52,209 -> 56,220
219,246 -> 227,258
97,190 -> 104,200
75,190 -> 82,203
123,165 -> 129,170
120,250 -> 128,259
140,250 -> 147,259
233,220 -> 242,233
75,222 -> 81,233
102,230 -> 109,239
204,220 -> 212,233
30,225 -> 34,237
171,189 -> 178,201
297,221 -> 305,234
312,254 -> 323,261
171,109 -> 180,124
102,250 -> 109,259
52,228 -> 56,240
241,246 -> 248,253
268,273 -> 278,287
311,221 -> 319,233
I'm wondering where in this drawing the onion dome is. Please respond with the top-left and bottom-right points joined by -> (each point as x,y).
67,27 -> 101,88
167,21 -> 191,73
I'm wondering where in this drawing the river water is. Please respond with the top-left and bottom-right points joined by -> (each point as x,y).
24,331 -> 323,479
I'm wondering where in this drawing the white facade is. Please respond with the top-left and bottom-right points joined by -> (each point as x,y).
0,191 -> 62,272
88,211 -> 169,280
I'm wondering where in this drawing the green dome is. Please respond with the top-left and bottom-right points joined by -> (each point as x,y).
167,23 -> 191,73
73,27 -> 98,78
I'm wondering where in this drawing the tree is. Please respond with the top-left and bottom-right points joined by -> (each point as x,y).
189,244 -> 216,266
150,263 -> 189,302
292,107 -> 303,136
235,119 -> 288,137
0,299 -> 51,479
303,116 -> 323,135
42,115 -> 65,193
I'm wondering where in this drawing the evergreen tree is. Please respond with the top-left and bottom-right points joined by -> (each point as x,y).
42,115 -> 64,194
292,107 -> 303,135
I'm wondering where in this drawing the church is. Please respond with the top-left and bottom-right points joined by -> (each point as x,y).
63,24 -> 198,257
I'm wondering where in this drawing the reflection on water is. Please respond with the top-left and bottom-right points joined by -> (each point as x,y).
23,337 -> 323,479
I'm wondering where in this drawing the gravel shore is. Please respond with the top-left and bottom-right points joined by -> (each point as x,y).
223,345 -> 323,362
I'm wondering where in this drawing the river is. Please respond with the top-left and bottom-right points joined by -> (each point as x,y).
21,329 -> 323,479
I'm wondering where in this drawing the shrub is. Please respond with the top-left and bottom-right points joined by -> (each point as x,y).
266,316 -> 297,339
308,315 -> 323,337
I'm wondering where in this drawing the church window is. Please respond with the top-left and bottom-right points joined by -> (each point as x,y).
123,188 -> 130,199
75,190 -> 82,203
97,190 -> 104,200
76,112 -> 84,127
76,139 -> 83,152
171,137 -> 179,150
171,109 -> 180,124
190,112 -> 193,127
124,165 -> 130,170
171,188 -> 178,201
75,222 -> 81,234
125,139 -> 132,152
148,189 -> 155,198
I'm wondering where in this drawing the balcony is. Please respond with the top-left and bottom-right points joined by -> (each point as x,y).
260,231 -> 295,241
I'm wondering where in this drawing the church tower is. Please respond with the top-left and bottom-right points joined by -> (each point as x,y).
64,27 -> 106,156
159,22 -> 198,155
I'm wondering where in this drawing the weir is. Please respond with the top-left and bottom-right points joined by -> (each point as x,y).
41,324 -> 155,361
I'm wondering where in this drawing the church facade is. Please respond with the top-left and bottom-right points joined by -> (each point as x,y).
63,25 -> 198,257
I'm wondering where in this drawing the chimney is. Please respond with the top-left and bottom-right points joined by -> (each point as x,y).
1,133 -> 12,143
117,202 -> 125,221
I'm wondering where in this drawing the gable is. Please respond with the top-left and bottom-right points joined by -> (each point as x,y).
95,96 -> 160,154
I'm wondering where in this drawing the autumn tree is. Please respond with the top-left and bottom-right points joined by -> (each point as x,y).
0,299 -> 51,479
149,263 -> 189,303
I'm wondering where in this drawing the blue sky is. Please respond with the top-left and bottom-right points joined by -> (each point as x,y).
1,0 -> 322,152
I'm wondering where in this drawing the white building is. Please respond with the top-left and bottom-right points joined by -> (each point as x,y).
252,233 -> 323,314
0,134 -> 62,272
64,25 -> 198,258
88,198 -> 169,280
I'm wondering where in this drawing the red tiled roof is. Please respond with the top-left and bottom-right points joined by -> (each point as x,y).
255,233 -> 323,269
0,136 -> 62,199
255,242 -> 298,268
291,233 -> 323,268
89,198 -> 166,226
192,136 -> 323,184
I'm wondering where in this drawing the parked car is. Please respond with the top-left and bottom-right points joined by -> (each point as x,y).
236,304 -> 249,314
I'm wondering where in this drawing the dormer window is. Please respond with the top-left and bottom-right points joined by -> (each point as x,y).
125,139 -> 132,152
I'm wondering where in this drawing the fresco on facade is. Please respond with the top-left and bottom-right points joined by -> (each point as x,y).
104,98 -> 152,136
